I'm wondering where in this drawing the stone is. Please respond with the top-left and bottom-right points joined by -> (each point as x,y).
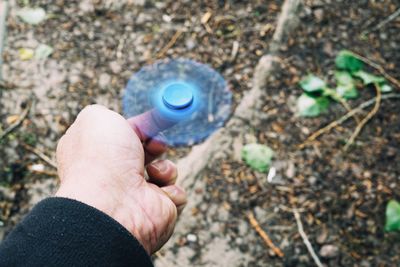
109,61 -> 122,74
229,191 -> 239,201
186,234 -> 197,242
313,8 -> 324,22
319,244 -> 339,258
98,73 -> 111,89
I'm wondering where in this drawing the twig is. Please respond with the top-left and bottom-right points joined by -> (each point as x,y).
363,8 -> 400,35
343,83 -> 381,151
298,93 -> 400,149
22,143 -> 57,169
324,88 -> 360,123
247,211 -> 284,258
293,209 -> 323,267
350,51 -> 400,90
336,96 -> 360,124
0,103 -> 31,141
156,30 -> 183,59
30,169 -> 58,176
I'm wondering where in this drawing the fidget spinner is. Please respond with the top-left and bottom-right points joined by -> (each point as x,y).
123,59 -> 232,146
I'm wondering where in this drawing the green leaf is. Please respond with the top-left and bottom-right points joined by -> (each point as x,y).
18,48 -> 34,60
385,200 -> 400,232
334,71 -> 358,99
353,70 -> 385,85
299,75 -> 326,93
241,144 -> 274,173
297,93 -> 330,117
335,50 -> 363,72
16,7 -> 46,25
335,71 -> 353,86
35,44 -> 53,59
380,84 -> 393,93
335,84 -> 358,99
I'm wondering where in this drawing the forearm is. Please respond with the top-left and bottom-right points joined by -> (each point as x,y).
0,197 -> 153,267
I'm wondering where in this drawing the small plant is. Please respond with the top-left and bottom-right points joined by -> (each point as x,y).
241,143 -> 274,172
297,50 -> 392,117
385,200 -> 400,232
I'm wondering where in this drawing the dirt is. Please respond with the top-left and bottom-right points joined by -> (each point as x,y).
1,0 -> 400,266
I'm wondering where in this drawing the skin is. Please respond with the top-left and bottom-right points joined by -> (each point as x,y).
55,105 -> 187,254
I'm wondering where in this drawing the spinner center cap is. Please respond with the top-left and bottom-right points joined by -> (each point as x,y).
162,83 -> 194,110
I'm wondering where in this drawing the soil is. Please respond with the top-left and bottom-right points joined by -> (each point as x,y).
1,0 -> 400,266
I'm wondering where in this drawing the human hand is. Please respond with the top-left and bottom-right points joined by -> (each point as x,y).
55,105 -> 187,254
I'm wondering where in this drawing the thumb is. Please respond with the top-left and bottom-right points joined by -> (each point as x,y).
127,110 -> 175,142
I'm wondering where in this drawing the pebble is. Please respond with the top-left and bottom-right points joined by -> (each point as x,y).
29,164 -> 45,172
109,61 -> 122,74
185,39 -> 196,50
133,0 -> 146,6
360,260 -> 371,267
186,234 -> 197,243
308,176 -> 317,185
285,161 -> 295,178
98,73 -> 111,88
254,206 -> 267,220
313,8 -> 324,22
319,244 -> 339,258
229,191 -> 239,201
79,0 -> 94,13
316,228 -> 328,244
136,13 -> 152,24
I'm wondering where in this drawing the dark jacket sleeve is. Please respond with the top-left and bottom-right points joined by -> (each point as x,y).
0,197 -> 153,267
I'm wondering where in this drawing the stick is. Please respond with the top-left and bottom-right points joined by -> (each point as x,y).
22,143 -> 57,169
293,209 -> 323,267
247,211 -> 284,257
343,83 -> 381,151
298,93 -> 400,149
0,0 -> 9,81
363,8 -> 400,35
0,103 -> 31,141
350,51 -> 400,90
156,30 -> 183,59
375,8 -> 400,30
336,95 -> 360,124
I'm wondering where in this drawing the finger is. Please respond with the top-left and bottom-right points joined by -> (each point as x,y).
146,159 -> 177,186
144,136 -> 167,164
127,110 -> 175,142
161,185 -> 187,215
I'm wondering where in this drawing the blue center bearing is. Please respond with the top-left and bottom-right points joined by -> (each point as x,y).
162,83 -> 194,110
123,58 -> 232,146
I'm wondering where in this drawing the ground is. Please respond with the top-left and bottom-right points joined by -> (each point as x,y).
1,0 -> 400,266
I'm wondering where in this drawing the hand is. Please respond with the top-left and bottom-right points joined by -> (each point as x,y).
55,105 -> 187,254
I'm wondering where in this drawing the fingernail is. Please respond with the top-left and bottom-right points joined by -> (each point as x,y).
163,186 -> 177,197
153,160 -> 168,173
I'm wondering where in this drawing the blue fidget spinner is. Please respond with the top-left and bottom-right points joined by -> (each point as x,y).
122,59 -> 232,146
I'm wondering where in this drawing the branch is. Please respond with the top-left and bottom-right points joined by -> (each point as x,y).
350,51 -> 400,90
0,102 -> 31,141
0,0 -> 9,81
155,30 -> 183,59
362,8 -> 400,35
22,143 -> 57,169
247,211 -> 284,258
299,93 -> 400,149
293,209 -> 323,267
343,83 -> 381,151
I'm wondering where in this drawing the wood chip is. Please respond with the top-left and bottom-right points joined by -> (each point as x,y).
201,11 -> 212,24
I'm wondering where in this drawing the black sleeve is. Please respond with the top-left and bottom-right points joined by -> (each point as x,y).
0,197 -> 153,267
